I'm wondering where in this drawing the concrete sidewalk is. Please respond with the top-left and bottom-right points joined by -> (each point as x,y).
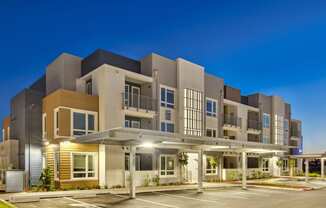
0,182 -> 238,201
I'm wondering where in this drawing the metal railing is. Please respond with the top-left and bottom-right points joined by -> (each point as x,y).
247,119 -> 261,130
122,93 -> 157,112
223,114 -> 242,128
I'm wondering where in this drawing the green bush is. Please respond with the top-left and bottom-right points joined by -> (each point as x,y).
143,174 -> 151,187
152,175 -> 160,186
39,168 -> 53,191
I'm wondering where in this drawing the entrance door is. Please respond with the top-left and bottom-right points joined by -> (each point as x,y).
131,86 -> 140,108
185,153 -> 198,183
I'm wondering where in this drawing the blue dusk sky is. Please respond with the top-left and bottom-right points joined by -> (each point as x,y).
0,0 -> 325,153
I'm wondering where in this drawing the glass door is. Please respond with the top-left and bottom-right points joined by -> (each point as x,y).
131,86 -> 140,108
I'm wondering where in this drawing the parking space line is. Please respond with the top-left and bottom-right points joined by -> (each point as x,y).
63,197 -> 101,208
153,192 -> 226,205
203,191 -> 249,199
136,198 -> 180,208
236,191 -> 269,196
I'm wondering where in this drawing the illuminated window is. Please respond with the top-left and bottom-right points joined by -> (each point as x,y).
206,128 -> 217,138
160,155 -> 176,176
184,88 -> 203,136
161,122 -> 174,133
72,153 -> 97,179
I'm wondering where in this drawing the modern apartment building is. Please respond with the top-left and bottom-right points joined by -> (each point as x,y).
1,49 -> 303,191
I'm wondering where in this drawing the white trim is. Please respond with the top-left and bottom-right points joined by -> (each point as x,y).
159,154 -> 177,178
124,84 -> 130,106
70,152 -> 98,181
160,85 -> 176,109
54,108 -> 59,138
42,113 -> 47,140
71,109 -> 98,137
206,97 -> 217,117
205,155 -> 218,176
131,86 -> 140,108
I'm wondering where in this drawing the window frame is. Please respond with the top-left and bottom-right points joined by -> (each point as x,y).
71,109 -> 98,136
206,98 -> 217,117
85,79 -> 92,95
131,120 -> 141,129
42,113 -> 47,139
71,152 -> 98,180
160,86 -> 175,109
206,128 -> 217,138
161,121 -> 175,133
263,113 -> 271,128
262,159 -> 269,172
205,156 -> 218,175
159,154 -> 176,177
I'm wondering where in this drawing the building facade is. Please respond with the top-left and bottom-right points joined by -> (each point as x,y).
2,49 -> 303,189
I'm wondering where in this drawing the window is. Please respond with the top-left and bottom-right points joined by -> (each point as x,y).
282,159 -> 288,171
85,79 -> 92,95
42,114 -> 47,139
274,115 -> 284,145
161,87 -> 175,108
124,84 -> 130,106
262,159 -> 269,172
165,109 -> 172,121
184,89 -> 203,136
125,120 -> 130,128
284,119 -> 289,145
262,135 -> 270,144
72,153 -> 97,179
54,152 -> 60,180
160,155 -> 176,176
125,153 -> 153,171
131,120 -> 140,128
263,113 -> 270,128
161,122 -> 174,133
206,99 -> 217,117
206,156 -> 217,175
131,86 -> 140,108
206,128 -> 217,138
72,111 -> 97,136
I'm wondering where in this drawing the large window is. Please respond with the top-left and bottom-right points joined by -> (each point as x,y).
160,155 -> 176,176
72,153 -> 97,179
206,98 -> 217,117
263,113 -> 270,128
161,87 -> 175,109
125,153 -> 153,171
206,156 -> 217,175
72,111 -> 97,136
161,122 -> 174,133
282,159 -> 288,171
284,119 -> 289,145
184,89 -> 203,136
274,115 -> 284,145
206,128 -> 217,138
262,159 -> 269,172
42,114 -> 47,139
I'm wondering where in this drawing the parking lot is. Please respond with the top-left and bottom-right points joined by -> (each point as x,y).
14,187 -> 326,208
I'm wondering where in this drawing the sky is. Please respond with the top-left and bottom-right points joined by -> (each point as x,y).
0,0 -> 325,153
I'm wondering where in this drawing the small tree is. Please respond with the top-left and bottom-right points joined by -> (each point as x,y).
178,152 -> 189,183
39,168 -> 52,191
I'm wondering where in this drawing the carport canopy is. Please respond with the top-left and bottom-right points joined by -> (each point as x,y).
73,128 -> 291,198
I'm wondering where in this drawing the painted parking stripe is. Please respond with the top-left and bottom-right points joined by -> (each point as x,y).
203,191 -> 249,199
63,197 -> 101,208
136,198 -> 180,208
153,192 -> 226,205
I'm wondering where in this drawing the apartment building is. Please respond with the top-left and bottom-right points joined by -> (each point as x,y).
1,49 -> 303,191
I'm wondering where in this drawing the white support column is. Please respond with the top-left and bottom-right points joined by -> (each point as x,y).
99,144 -> 106,188
129,145 -> 136,199
218,154 -> 223,182
305,159 -> 309,183
321,158 -> 325,179
242,151 -> 247,190
197,149 -> 203,193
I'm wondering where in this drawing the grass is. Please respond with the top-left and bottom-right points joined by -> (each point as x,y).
0,200 -> 15,208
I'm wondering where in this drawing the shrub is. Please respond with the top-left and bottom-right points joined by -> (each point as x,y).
39,168 -> 53,191
152,175 -> 160,186
143,174 -> 151,187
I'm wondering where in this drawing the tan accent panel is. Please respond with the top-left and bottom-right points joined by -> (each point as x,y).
2,116 -> 10,141
59,180 -> 99,189
44,145 -> 57,185
42,89 -> 99,143
58,109 -> 71,137
59,142 -> 98,181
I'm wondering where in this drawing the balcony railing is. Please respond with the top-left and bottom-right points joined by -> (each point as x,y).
290,140 -> 298,147
122,93 -> 157,112
247,119 -> 261,130
223,114 -> 242,128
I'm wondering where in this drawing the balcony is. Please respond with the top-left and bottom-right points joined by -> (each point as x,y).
291,129 -> 301,138
223,114 -> 242,129
247,119 -> 261,134
122,93 -> 157,118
